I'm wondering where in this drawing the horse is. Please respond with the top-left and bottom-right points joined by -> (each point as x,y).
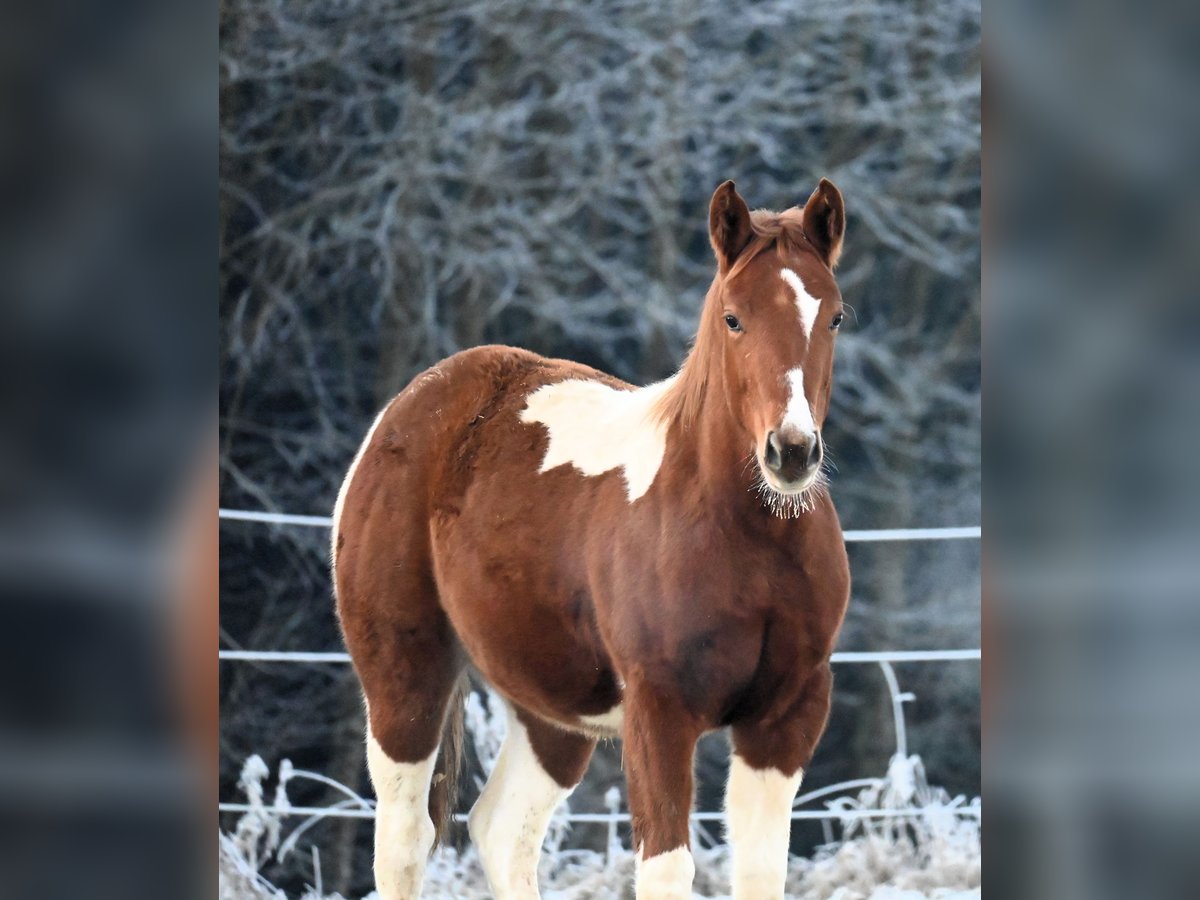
332,178 -> 852,900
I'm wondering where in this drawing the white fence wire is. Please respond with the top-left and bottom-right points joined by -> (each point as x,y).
219,507 -> 981,828
218,648 -> 979,665
218,508 -> 981,543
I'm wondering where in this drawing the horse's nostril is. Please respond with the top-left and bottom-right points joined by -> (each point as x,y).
806,436 -> 822,469
764,431 -> 783,471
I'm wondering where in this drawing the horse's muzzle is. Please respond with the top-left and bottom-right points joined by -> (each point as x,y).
763,429 -> 822,487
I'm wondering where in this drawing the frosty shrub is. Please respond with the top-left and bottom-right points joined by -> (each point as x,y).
219,746 -> 979,899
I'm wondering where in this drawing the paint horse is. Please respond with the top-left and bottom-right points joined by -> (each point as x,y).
333,179 -> 852,899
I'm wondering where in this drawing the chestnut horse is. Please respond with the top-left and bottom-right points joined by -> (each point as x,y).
333,179 -> 851,899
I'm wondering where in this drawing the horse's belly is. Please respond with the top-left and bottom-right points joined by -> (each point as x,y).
466,620 -> 624,732
432,535 -> 623,725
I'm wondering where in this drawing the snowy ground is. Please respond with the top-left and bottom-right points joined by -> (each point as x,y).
221,835 -> 980,900
219,752 -> 980,899
411,840 -> 982,900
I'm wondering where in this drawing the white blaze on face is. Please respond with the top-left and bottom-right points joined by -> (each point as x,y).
519,376 -> 676,502
782,368 -> 816,439
781,268 -> 821,340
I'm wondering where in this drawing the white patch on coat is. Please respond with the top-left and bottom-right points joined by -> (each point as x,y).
519,375 -> 677,501
781,368 -> 817,438
576,703 -> 624,736
635,844 -> 696,900
468,708 -> 574,899
330,401 -> 393,566
366,732 -> 437,900
781,268 -> 822,340
724,754 -> 804,898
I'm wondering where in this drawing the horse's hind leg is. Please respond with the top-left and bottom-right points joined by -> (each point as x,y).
364,715 -> 439,900
468,704 -> 595,899
339,565 -> 461,900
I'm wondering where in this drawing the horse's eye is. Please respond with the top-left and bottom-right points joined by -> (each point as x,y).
724,314 -> 743,332
830,312 -> 845,330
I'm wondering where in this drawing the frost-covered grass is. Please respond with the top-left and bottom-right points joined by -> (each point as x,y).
221,687 -> 978,899
219,750 -> 980,899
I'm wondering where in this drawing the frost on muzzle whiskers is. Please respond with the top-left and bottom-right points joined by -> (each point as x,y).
750,458 -> 831,518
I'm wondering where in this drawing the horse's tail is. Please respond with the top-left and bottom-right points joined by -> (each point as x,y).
428,673 -> 468,850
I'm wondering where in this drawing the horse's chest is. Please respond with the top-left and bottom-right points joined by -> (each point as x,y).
568,627 -> 762,734
595,547 -> 834,724
578,612 -> 808,734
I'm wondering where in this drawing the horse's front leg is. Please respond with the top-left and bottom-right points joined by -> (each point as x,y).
726,663 -> 833,900
623,678 -> 705,900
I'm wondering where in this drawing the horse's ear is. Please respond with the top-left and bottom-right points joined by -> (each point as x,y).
709,180 -> 754,274
801,178 -> 846,269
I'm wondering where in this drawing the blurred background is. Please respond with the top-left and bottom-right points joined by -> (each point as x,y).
219,0 -> 979,895
3,0 -> 1197,896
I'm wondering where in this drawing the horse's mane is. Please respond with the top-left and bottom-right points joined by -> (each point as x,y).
653,209 -> 811,430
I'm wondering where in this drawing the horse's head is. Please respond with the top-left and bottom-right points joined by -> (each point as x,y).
706,179 -> 846,511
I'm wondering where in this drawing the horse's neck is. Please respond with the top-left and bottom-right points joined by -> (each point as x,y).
663,367 -> 756,511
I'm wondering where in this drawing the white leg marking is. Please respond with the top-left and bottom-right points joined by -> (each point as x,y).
519,375 -> 677,501
724,754 -> 804,899
330,402 -> 393,567
782,368 -> 817,439
468,709 -> 573,899
366,732 -> 437,900
636,844 -> 696,900
781,268 -> 821,339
